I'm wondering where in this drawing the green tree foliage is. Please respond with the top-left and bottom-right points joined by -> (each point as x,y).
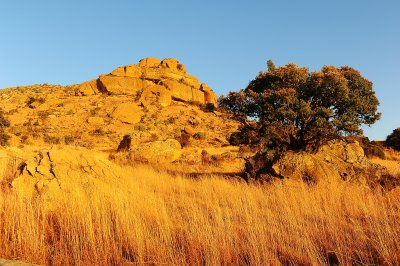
0,109 -> 11,146
220,61 -> 381,152
386,128 -> 400,151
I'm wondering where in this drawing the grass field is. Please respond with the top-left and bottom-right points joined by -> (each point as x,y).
1,165 -> 400,265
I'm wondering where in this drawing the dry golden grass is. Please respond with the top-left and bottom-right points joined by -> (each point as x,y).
371,157 -> 400,177
371,148 -> 400,176
385,148 -> 400,161
1,165 -> 400,265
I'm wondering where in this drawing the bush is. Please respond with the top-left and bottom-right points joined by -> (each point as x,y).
201,150 -> 211,165
26,96 -> 46,108
117,135 -> 131,152
64,135 -> 75,145
177,132 -> 191,147
0,113 -> 10,129
193,132 -> 206,140
0,109 -> 10,146
358,137 -> 385,159
0,132 -> 10,146
201,103 -> 216,113
43,134 -> 60,144
228,122 -> 260,147
386,128 -> 400,151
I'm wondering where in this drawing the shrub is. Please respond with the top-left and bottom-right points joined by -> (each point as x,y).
358,137 -> 386,159
0,109 -> 10,146
0,132 -> 10,146
134,124 -> 148,131
201,150 -> 211,165
193,132 -> 206,140
386,128 -> 400,151
201,103 -> 216,113
177,132 -> 191,147
0,113 -> 10,129
117,135 -> 131,152
20,135 -> 29,144
26,96 -> 45,108
43,134 -> 60,144
64,136 -> 75,145
163,117 -> 176,125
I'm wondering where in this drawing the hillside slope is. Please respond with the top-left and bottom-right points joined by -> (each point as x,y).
0,58 -> 242,173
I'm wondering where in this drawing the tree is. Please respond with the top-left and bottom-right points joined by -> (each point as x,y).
220,61 -> 381,153
386,128 -> 400,151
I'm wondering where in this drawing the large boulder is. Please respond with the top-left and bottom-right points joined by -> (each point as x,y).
181,74 -> 201,89
201,83 -> 218,105
161,58 -> 179,71
138,57 -> 161,68
112,102 -> 143,124
110,66 -> 125,77
139,84 -> 172,107
76,79 -> 99,96
140,68 -> 184,81
125,64 -> 142,78
111,65 -> 142,78
130,139 -> 182,164
162,79 -> 203,103
270,140 -> 388,184
98,75 -> 148,96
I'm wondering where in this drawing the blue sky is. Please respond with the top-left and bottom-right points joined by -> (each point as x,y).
0,1 -> 399,140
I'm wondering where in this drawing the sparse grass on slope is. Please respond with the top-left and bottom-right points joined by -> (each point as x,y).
1,166 -> 400,265
371,148 -> 400,176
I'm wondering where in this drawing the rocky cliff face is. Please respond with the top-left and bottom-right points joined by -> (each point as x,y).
76,57 -> 218,106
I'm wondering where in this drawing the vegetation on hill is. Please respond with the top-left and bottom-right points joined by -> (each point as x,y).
0,108 -> 10,146
220,60 -> 381,179
386,128 -> 400,151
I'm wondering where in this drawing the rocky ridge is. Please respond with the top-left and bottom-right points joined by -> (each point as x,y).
76,57 -> 218,106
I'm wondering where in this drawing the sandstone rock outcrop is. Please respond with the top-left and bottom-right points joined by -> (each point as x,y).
0,146 -> 137,199
97,75 -> 149,96
76,57 -> 218,106
76,79 -> 99,96
139,57 -> 161,68
270,140 -> 388,185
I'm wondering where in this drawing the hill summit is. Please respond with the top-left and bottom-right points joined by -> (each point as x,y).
77,57 -> 218,106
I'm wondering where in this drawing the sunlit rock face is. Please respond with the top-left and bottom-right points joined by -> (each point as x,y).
76,57 -> 219,106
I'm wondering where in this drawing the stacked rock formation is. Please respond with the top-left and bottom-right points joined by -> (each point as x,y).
76,58 -> 218,106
